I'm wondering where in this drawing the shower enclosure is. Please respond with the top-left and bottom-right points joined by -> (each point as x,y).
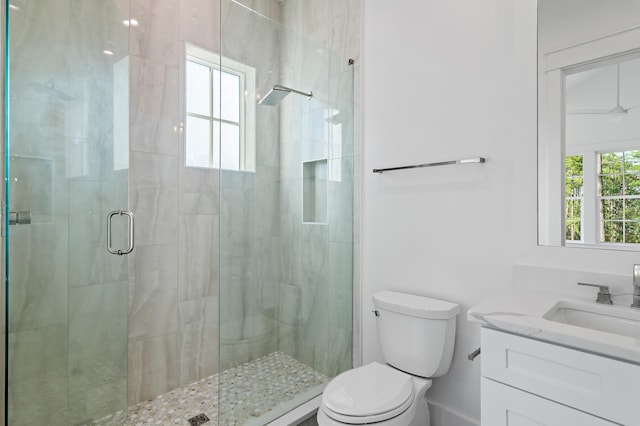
2,0 -> 355,425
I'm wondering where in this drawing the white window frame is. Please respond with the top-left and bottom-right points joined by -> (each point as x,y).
566,142 -> 640,248
183,43 -> 256,171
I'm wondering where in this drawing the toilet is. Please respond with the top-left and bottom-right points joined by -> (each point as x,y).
317,290 -> 460,426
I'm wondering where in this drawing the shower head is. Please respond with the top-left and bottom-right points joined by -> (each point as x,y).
30,80 -> 75,101
258,84 -> 312,106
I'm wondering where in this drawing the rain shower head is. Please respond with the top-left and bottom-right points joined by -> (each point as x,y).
258,84 -> 312,106
30,80 -> 75,101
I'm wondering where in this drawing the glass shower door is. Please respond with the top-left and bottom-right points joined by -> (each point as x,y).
5,1 -> 130,424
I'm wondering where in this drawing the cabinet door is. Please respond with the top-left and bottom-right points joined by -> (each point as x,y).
482,378 -> 619,426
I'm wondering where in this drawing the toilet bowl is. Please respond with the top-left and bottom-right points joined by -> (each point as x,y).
317,291 -> 460,426
317,362 -> 431,425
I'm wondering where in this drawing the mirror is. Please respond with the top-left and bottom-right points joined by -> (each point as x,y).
538,0 -> 640,249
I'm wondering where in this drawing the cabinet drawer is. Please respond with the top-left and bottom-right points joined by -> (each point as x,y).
481,328 -> 640,425
482,378 -> 618,426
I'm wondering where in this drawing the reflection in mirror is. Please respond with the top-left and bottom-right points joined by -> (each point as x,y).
538,0 -> 640,250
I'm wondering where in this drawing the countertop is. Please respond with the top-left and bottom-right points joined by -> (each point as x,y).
468,289 -> 640,364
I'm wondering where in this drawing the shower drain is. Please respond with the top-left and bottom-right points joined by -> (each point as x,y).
187,413 -> 210,426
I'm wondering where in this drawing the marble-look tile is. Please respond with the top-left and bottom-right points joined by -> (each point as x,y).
130,56 -> 180,156
178,297 -> 219,386
179,0 -> 221,52
254,237 -> 281,310
8,323 -> 68,383
129,245 -> 178,340
328,242 -> 353,331
327,156 -> 354,244
179,166 -> 220,215
255,111 -> 281,168
68,213 -> 129,286
130,151 -> 178,188
130,186 -> 179,246
178,214 -> 219,301
8,367 -> 69,426
128,332 -> 179,405
70,378 -> 128,425
129,151 -> 179,246
278,284 -> 301,325
8,218 -> 69,332
130,0 -> 180,67
69,283 -> 128,389
253,166 -> 280,238
9,1 -> 71,83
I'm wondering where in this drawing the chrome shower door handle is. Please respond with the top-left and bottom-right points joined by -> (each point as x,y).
107,210 -> 135,255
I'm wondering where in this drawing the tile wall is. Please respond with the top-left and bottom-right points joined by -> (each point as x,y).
6,1 -> 129,424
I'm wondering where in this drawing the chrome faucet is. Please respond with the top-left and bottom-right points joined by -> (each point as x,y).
577,282 -> 612,305
633,264 -> 640,309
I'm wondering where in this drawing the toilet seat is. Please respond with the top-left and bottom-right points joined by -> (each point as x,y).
321,362 -> 414,424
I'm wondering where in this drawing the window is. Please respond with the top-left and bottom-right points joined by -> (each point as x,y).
184,44 -> 255,171
565,149 -> 640,245
565,155 -> 583,242
597,150 -> 640,243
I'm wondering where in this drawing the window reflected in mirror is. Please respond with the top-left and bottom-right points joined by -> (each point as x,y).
563,56 -> 640,247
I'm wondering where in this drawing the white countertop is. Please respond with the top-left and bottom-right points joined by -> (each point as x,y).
468,289 -> 640,364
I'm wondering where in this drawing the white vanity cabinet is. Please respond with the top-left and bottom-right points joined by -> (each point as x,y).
480,328 -> 640,426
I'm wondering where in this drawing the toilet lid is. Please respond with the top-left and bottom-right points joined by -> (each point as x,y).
322,362 -> 414,419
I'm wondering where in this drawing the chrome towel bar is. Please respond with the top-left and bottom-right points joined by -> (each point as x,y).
373,157 -> 485,174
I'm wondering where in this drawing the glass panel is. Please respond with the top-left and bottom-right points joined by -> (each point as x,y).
6,0 -> 130,424
219,2 -> 354,424
626,174 -> 640,195
601,199 -> 624,220
599,152 -> 624,174
186,116 -> 212,168
220,122 -> 240,170
213,68 -> 221,119
186,60 -> 212,116
221,71 -> 241,123
626,221 -> 640,243
602,221 -> 624,242
599,175 -> 623,196
626,198 -> 640,220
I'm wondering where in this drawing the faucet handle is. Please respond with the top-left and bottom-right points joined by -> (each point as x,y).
577,282 -> 613,305
634,264 -> 640,286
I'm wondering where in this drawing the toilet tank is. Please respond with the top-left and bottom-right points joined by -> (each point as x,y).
373,291 -> 460,378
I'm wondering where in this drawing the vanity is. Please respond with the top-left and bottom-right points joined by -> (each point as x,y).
469,290 -> 640,425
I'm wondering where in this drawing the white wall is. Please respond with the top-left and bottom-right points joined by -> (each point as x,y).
363,1 -> 640,425
362,0 -> 519,424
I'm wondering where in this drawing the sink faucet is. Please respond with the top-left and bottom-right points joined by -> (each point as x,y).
577,282 -> 612,304
633,265 -> 640,309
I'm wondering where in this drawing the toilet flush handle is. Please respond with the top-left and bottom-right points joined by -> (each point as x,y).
372,309 -> 380,317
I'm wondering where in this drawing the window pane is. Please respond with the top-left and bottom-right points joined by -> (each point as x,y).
565,155 -> 583,177
566,220 -> 581,241
565,177 -> 583,198
186,61 -> 211,116
626,199 -> 640,220
601,199 -> 624,220
213,69 -> 221,119
602,221 -> 623,243
624,150 -> 640,174
625,221 -> 640,243
221,123 -> 240,170
213,69 -> 241,123
186,116 -> 211,168
626,174 -> 640,195
599,152 -> 624,174
599,174 -> 623,196
566,199 -> 581,221
221,71 -> 240,122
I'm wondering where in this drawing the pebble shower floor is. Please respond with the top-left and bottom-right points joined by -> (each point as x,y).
92,351 -> 329,425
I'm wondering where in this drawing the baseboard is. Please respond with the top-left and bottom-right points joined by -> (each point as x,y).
428,400 -> 480,426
